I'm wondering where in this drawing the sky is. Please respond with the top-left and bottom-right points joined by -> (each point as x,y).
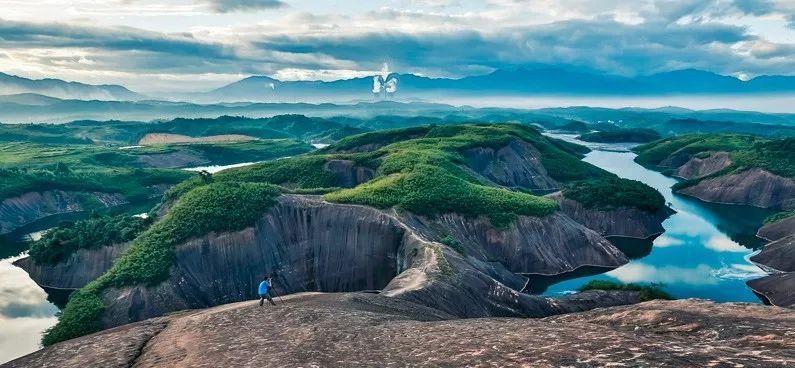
1,0 -> 794,94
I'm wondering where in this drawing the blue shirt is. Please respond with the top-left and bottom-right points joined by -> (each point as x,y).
258,280 -> 270,295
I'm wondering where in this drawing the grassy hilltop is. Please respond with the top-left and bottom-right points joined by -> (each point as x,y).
42,123 -> 664,345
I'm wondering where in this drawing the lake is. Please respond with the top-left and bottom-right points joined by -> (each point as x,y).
0,133 -> 775,363
539,133 -> 772,301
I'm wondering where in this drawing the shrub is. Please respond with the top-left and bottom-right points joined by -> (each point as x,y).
563,177 -> 666,213
578,280 -> 674,301
29,214 -> 153,264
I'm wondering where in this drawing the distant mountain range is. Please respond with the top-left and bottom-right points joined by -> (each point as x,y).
198,67 -> 795,103
0,72 -> 145,101
3,67 -> 795,103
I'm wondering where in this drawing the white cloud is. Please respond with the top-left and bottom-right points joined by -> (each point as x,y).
607,263 -> 720,285
0,0 -> 793,92
705,235 -> 748,252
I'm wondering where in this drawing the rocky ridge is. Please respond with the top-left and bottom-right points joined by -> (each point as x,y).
5,293 -> 793,368
747,215 -> 795,307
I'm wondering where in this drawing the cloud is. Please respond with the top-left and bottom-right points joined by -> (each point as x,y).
252,18 -> 756,76
206,0 -> 287,13
607,263 -> 719,285
704,235 -> 748,252
1,1 -> 794,93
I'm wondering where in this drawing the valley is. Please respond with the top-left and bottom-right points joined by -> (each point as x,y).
0,110 -> 792,366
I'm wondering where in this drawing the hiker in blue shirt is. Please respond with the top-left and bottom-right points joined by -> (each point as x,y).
258,276 -> 276,306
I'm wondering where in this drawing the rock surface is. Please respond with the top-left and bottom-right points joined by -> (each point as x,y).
678,168 -> 795,210
748,215 -> 795,308
463,138 -> 558,193
323,159 -> 375,188
750,235 -> 795,273
0,190 -> 127,234
674,151 -> 731,180
14,242 -> 132,290
747,273 -> 795,308
6,293 -> 794,368
551,194 -> 671,239
757,215 -> 795,241
92,195 -> 634,329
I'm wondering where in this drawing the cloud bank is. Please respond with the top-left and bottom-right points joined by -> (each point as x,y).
0,0 -> 793,93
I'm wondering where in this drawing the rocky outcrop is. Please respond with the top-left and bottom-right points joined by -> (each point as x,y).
748,273 -> 795,308
13,242 -> 132,290
758,215 -> 795,241
7,294 -> 794,368
0,190 -> 127,234
400,211 -> 628,276
678,168 -> 795,210
463,138 -> 559,193
550,194 -> 671,239
674,151 -> 731,180
658,150 -> 693,170
136,151 -> 209,169
750,236 -> 795,273
85,194 -> 633,329
748,215 -> 795,308
323,159 -> 376,188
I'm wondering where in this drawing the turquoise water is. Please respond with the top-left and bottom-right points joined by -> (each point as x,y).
540,133 -> 772,302
0,135 -> 775,362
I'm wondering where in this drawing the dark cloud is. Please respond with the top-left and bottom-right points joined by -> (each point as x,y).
0,19 -> 233,59
206,0 -> 287,13
254,19 -> 759,76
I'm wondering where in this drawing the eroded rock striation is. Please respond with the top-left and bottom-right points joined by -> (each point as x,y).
748,215 -> 795,308
678,168 -> 795,210
463,137 -> 558,193
14,242 -> 132,290
673,151 -> 731,180
550,194 -> 671,239
0,190 -> 127,234
88,195 -> 633,329
6,293 -> 794,368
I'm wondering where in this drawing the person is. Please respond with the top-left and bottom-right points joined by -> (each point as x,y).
258,276 -> 276,306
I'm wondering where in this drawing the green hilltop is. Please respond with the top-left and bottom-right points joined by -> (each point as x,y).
42,123 -> 665,345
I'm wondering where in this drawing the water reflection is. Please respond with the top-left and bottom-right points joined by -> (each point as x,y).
0,254 -> 58,364
540,133 -> 772,302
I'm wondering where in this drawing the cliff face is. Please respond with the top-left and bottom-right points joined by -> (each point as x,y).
0,190 -> 127,234
463,138 -> 558,193
758,215 -> 795,241
7,293 -> 794,368
14,242 -> 131,290
748,215 -> 795,308
751,236 -> 795,273
748,273 -> 795,308
85,194 -> 636,329
678,168 -> 795,210
674,151 -> 731,180
551,194 -> 671,239
324,159 -> 376,188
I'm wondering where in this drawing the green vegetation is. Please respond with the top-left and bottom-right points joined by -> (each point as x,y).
578,128 -> 661,143
634,135 -> 794,190
324,126 -> 432,152
764,210 -> 795,225
43,182 -> 281,345
578,280 -> 674,301
44,122 -> 665,345
29,214 -> 153,264
440,235 -> 464,254
218,156 -> 339,189
563,177 -> 666,213
0,115 -> 367,145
